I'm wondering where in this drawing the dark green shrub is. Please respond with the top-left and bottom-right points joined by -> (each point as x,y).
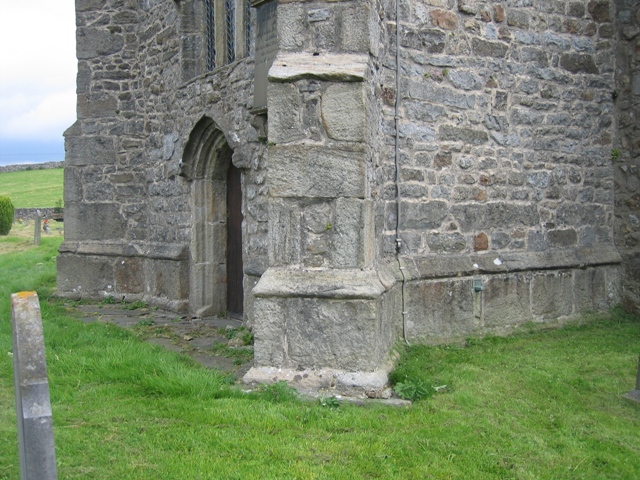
0,196 -> 14,235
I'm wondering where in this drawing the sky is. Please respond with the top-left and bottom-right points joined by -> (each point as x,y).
0,2 -> 77,166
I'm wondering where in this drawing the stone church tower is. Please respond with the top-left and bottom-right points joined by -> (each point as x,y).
59,0 -> 639,393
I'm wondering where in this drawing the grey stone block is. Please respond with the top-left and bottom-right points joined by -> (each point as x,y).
531,271 -> 574,319
267,83 -> 305,144
64,202 -> 125,241
57,254 -> 115,299
268,146 -> 365,198
76,28 -> 124,59
332,198 -> 373,268
400,200 -> 448,230
483,274 -> 532,327
406,279 -> 475,342
321,83 -> 365,142
65,135 -> 116,166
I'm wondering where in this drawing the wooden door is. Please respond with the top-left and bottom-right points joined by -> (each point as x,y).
226,163 -> 244,317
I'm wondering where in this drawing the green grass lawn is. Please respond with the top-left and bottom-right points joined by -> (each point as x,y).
1,234 -> 640,479
0,168 -> 64,208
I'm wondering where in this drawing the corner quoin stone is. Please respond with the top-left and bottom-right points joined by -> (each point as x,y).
11,291 -> 57,480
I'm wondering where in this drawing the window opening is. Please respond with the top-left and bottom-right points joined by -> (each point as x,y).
225,0 -> 236,64
205,0 -> 216,70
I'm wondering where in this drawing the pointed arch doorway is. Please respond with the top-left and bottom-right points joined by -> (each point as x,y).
181,117 -> 244,318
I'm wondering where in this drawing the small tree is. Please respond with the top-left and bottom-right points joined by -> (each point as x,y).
0,195 -> 15,236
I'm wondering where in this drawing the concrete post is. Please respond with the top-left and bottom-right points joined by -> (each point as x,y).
11,291 -> 57,480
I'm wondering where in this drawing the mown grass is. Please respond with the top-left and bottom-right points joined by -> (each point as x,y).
1,234 -> 640,479
0,168 -> 64,208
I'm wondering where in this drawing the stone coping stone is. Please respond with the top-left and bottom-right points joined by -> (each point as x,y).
268,52 -> 368,83
59,240 -> 188,260
252,267 -> 388,299
400,246 -> 621,281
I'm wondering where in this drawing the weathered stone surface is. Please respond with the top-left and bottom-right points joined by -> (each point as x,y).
438,125 -> 488,144
65,135 -> 115,166
401,27 -> 446,53
269,53 -> 368,82
483,274 -> 531,327
451,203 -> 538,231
531,271 -> 574,319
76,28 -> 124,59
321,83 -> 365,142
77,93 -> 118,118
267,83 -> 305,144
472,38 -> 508,57
431,10 -> 458,30
400,201 -> 448,230
406,279 -> 474,342
64,203 -> 125,241
268,146 -> 365,198
560,53 -> 599,74
588,1 -> 611,23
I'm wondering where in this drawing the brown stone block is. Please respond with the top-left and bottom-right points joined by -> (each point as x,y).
115,257 -> 144,293
431,10 -> 458,30
474,233 -> 489,251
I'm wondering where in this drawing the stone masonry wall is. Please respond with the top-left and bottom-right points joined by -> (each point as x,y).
379,0 -> 618,257
58,0 -> 266,315
613,0 -> 640,312
368,0 -> 622,341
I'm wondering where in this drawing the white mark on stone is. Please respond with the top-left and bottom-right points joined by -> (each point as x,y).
494,258 -> 502,266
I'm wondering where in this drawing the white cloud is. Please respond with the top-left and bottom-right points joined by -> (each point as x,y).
0,1 -> 77,141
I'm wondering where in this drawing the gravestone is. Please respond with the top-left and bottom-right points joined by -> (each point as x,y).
33,211 -> 41,245
623,355 -> 640,404
12,291 -> 57,480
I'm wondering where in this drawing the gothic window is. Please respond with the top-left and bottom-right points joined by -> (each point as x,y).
225,0 -> 236,64
205,0 -> 216,70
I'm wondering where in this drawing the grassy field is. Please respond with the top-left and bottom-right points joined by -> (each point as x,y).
1,233 -> 640,479
0,168 -> 64,208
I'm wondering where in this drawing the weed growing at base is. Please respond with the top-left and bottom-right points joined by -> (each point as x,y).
1,237 -> 640,479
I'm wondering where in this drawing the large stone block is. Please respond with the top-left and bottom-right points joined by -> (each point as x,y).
341,4 -> 369,52
114,256 -> 144,294
451,202 -> 539,231
76,28 -> 124,59
268,145 -> 365,198
483,274 -> 532,327
65,135 -> 116,166
252,267 -> 394,371
144,258 -> 189,302
63,202 -> 125,241
332,198 -> 373,268
531,271 -> 574,320
57,254 -> 115,299
400,200 -> 448,230
321,83 -> 365,142
268,199 -> 302,266
267,83 -> 305,144
406,279 -> 475,342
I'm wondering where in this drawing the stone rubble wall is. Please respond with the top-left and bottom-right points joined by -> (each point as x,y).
378,0 -> 618,258
0,162 -> 64,174
613,0 -> 640,312
367,0 -> 623,341
58,0 -> 266,314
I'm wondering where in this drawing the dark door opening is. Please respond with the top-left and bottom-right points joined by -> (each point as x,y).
226,163 -> 244,317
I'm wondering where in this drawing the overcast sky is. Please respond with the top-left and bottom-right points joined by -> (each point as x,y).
0,1 -> 76,166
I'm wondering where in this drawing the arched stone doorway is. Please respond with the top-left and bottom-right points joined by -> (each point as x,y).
180,117 -> 244,317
